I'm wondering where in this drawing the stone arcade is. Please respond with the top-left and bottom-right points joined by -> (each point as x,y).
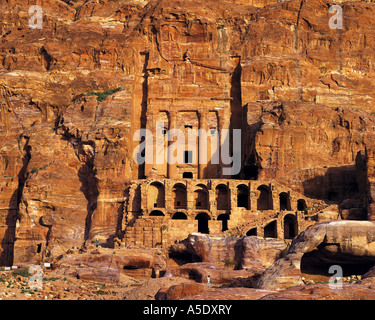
121,177 -> 318,248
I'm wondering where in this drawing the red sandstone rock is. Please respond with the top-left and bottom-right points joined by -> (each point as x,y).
166,262 -> 255,285
155,282 -> 207,300
54,247 -> 157,283
182,287 -> 276,300
257,221 -> 375,291
0,0 -> 373,269
183,233 -> 287,269
259,283 -> 375,300
156,282 -> 275,300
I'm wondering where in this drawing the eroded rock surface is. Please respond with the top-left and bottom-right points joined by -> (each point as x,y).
257,221 -> 375,290
0,3 -> 374,304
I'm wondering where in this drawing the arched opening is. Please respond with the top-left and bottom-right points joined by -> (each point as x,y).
237,185 -> 249,209
194,186 -> 208,209
216,184 -> 229,210
150,210 -> 165,217
284,214 -> 297,239
217,214 -> 229,232
172,212 -> 188,220
195,212 -> 210,234
246,228 -> 257,236
183,172 -> 193,179
173,184 -> 187,209
147,182 -> 165,209
257,185 -> 273,210
279,192 -> 291,211
297,199 -> 307,211
264,220 -> 277,238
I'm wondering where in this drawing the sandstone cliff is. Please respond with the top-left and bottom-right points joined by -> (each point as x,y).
0,0 -> 374,266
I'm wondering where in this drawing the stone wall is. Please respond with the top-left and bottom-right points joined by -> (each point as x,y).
121,178 -> 323,247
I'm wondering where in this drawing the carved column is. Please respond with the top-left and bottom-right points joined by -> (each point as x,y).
250,183 -> 258,212
165,180 -> 173,213
187,180 -> 195,216
144,109 -> 157,177
230,184 -> 237,211
167,110 -> 178,179
217,109 -> 231,178
141,180 -> 148,215
198,109 -> 208,179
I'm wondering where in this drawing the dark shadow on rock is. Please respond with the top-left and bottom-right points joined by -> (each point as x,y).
1,136 -> 31,266
302,165 -> 359,203
78,163 -> 99,243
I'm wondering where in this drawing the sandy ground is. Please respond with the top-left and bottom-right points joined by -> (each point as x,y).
0,267 -> 193,300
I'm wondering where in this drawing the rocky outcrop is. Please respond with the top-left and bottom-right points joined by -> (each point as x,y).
240,236 -> 288,270
257,221 -> 375,290
166,233 -> 288,285
155,282 -> 207,300
53,247 -> 163,283
243,102 -> 375,205
173,233 -> 288,270
365,147 -> 375,220
157,281 -> 375,300
156,282 -> 276,300
165,262 -> 254,285
259,283 -> 375,300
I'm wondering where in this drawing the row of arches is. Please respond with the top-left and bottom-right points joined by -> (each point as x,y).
150,209 -> 297,239
246,214 -> 297,239
149,210 -> 229,234
150,210 -> 229,234
148,181 -> 308,212
148,182 -> 231,210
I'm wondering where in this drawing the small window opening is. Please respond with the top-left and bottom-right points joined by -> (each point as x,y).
184,151 -> 193,164
183,172 -> 193,179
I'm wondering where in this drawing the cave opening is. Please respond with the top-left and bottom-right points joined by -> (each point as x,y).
301,249 -> 375,279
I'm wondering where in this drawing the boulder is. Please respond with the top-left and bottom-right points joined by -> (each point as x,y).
156,283 -> 275,300
155,282 -> 207,300
183,233 -> 287,272
54,248 -> 158,283
55,253 -> 122,283
240,236 -> 288,270
165,262 -> 254,285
